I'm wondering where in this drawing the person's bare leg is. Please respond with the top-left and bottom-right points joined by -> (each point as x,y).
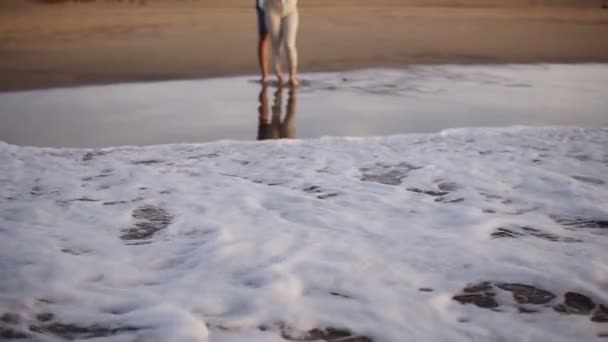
283,10 -> 299,86
258,33 -> 270,84
266,8 -> 284,85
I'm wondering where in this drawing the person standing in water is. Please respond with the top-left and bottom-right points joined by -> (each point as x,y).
257,0 -> 300,86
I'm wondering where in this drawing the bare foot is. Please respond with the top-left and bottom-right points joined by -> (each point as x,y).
276,75 -> 284,87
289,77 -> 299,87
261,75 -> 268,84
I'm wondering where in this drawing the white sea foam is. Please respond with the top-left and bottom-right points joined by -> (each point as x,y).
1,126 -> 607,341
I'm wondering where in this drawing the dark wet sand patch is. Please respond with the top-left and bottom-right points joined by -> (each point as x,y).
360,162 -> 421,186
329,291 -> 353,299
82,151 -> 107,162
552,216 -> 608,229
452,281 -> 608,324
57,197 -> 102,206
61,247 -> 92,255
255,322 -> 373,342
187,153 -> 221,160
554,292 -> 596,315
406,188 -> 448,197
592,305 -> 608,323
0,327 -> 28,339
30,322 -> 141,340
281,326 -> 373,342
303,185 -> 339,200
491,226 -> 582,242
120,205 -> 173,240
572,175 -> 605,185
453,294 -> 499,308
496,283 -> 555,304
131,159 -> 164,165
3,312 -> 141,340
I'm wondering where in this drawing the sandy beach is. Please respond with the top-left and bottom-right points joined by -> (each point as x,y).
1,0 -> 608,92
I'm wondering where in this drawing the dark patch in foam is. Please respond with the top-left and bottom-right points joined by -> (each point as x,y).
463,281 -> 493,294
572,175 -> 605,185
121,205 -> 173,241
407,181 -> 463,203
1,313 -> 20,325
452,294 -> 499,309
58,197 -> 102,205
36,313 -> 54,322
29,322 -> 141,340
592,305 -> 608,323
437,182 -> 459,192
435,197 -> 464,204
554,292 -> 595,315
82,151 -> 106,162
281,325 -> 373,342
61,247 -> 92,255
103,200 -> 129,206
257,322 -> 373,341
187,153 -> 220,160
251,179 -> 284,186
453,281 -> 556,311
131,160 -> 164,165
568,154 -> 593,162
453,281 -> 608,323
491,226 -> 582,242
551,216 -> 608,229
70,197 -> 100,202
496,283 -> 555,305
30,185 -> 44,197
518,307 -> 540,314
0,327 -> 28,339
303,185 -> 339,200
453,281 -> 498,309
329,291 -> 353,299
360,162 -> 421,186
406,188 -> 448,197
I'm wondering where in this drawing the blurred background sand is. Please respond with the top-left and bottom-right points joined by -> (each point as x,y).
1,0 -> 607,91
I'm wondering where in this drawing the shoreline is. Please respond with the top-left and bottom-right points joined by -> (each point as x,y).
2,62 -> 608,94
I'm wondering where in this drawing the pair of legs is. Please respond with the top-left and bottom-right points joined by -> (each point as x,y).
257,1 -> 299,86
266,5 -> 299,86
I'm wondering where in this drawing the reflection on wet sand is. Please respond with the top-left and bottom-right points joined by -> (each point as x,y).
257,85 -> 296,140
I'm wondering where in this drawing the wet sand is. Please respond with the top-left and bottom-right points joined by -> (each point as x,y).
1,1 -> 608,92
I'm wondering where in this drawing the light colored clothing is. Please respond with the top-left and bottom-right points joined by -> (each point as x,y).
263,0 -> 299,78
263,0 -> 298,16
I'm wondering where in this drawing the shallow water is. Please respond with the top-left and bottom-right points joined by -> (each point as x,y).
0,64 -> 607,148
